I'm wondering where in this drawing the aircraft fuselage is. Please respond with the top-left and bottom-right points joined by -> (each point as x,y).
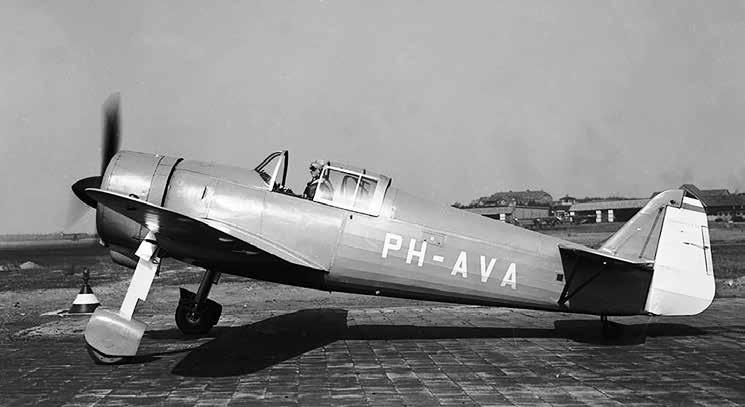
97,151 -> 647,315
107,152 -> 573,311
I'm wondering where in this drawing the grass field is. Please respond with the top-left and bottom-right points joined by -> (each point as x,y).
710,243 -> 745,280
544,222 -> 745,280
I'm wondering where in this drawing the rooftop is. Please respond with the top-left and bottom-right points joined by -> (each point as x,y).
679,184 -> 745,208
464,206 -> 514,215
570,199 -> 651,212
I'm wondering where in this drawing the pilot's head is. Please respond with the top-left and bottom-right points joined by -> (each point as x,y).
309,160 -> 324,178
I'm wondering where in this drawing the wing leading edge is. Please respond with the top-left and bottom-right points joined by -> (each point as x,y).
85,188 -> 325,270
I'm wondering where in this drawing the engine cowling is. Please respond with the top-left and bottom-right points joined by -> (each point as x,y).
96,151 -> 182,265
109,250 -> 139,269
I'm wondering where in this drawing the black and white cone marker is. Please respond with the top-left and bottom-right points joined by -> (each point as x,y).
68,269 -> 100,315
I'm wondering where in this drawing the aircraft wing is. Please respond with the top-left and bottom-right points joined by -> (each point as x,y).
557,243 -> 654,271
199,218 -> 326,270
84,188 -> 325,270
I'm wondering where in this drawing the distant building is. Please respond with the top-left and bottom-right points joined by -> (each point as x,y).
461,189 -> 553,225
464,205 -> 550,223
569,199 -> 650,223
679,184 -> 745,222
558,195 -> 577,206
469,190 -> 553,207
552,195 -> 577,220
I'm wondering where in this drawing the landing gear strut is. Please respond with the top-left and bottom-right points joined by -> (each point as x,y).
175,269 -> 222,335
601,315 -> 621,339
84,232 -> 159,364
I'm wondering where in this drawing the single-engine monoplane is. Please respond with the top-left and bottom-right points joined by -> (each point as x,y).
72,95 -> 715,364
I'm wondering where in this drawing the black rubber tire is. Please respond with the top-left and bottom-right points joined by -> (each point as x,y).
86,344 -> 126,365
175,298 -> 222,335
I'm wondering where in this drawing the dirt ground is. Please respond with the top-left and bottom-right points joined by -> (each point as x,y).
2,222 -> 744,342
0,259 -> 432,342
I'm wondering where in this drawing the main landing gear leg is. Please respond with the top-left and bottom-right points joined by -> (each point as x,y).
175,269 -> 222,335
84,232 -> 161,364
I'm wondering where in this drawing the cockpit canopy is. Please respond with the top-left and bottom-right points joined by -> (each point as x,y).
254,150 -> 288,188
314,162 -> 391,216
255,151 -> 391,216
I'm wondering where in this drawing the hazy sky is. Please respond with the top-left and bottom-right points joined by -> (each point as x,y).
2,1 -> 745,233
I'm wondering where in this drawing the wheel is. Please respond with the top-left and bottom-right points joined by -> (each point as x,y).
86,344 -> 127,365
175,298 -> 222,335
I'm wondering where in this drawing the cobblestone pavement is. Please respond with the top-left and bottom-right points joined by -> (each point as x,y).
2,298 -> 744,406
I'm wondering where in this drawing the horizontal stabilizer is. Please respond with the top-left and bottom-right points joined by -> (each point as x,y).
558,244 -> 654,271
557,243 -> 654,315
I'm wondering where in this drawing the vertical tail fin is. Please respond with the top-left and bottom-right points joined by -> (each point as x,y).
599,189 -> 715,316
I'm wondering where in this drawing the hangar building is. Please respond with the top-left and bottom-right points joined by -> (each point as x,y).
680,184 -> 745,222
569,199 -> 650,223
465,205 -> 550,223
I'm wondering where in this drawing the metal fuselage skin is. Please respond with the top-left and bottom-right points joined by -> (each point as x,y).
100,152 -> 572,312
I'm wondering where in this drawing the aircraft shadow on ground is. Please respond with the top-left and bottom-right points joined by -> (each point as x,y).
150,308 -> 709,377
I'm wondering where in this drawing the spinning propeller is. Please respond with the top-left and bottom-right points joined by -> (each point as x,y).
67,94 -> 121,226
